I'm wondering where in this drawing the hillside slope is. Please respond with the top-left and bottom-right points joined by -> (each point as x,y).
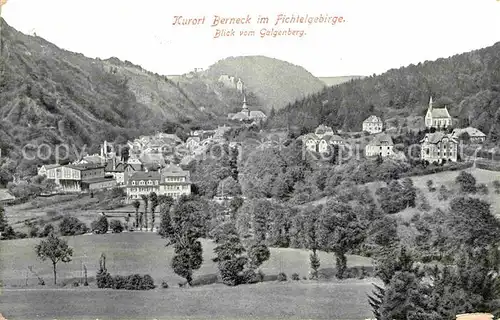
0,19 -> 212,154
269,42 -> 500,144
319,76 -> 365,87
204,56 -> 325,112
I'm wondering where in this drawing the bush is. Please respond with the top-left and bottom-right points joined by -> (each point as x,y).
256,269 -> 265,282
438,185 -> 450,201
494,180 -> 500,194
291,273 -> 300,281
140,275 -> 156,290
91,216 -> 109,234
110,220 -> 124,233
277,272 -> 287,282
240,269 -> 259,284
477,183 -> 489,195
456,171 -> 477,193
161,281 -> 169,289
39,224 -> 54,237
96,270 -> 114,288
113,275 -> 128,290
426,179 -> 436,192
59,217 -> 89,236
73,281 -> 79,287
125,274 -> 142,290
29,225 -> 39,238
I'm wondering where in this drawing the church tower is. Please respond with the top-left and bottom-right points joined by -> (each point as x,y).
242,94 -> 250,116
425,96 -> 433,128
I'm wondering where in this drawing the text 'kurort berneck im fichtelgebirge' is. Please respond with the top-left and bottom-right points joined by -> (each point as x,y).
171,13 -> 347,39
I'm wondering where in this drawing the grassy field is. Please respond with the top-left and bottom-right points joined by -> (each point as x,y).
0,281 -> 377,320
0,233 -> 374,288
299,168 -> 500,216
0,233 -> 376,319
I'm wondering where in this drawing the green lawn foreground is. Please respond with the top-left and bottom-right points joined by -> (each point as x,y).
0,232 -> 373,287
0,281 -> 375,320
0,232 -> 376,319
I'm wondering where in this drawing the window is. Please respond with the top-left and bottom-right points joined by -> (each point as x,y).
132,181 -> 136,185
139,181 -> 145,185
147,180 -> 152,185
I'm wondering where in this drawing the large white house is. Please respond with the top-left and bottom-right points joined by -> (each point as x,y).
425,97 -> 452,129
125,164 -> 191,202
451,127 -> 486,144
300,125 -> 345,153
365,133 -> 394,157
420,132 -> 458,163
363,115 -> 383,134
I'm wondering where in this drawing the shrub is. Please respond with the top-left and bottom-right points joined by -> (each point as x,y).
39,224 -> 54,237
59,217 -> 89,236
291,273 -> 300,281
125,274 -> 143,290
277,272 -> 287,282
113,275 -> 128,290
241,269 -> 259,284
140,275 -> 156,290
161,281 -> 169,289
426,180 -> 436,192
73,281 -> 79,287
96,270 -> 114,288
438,185 -> 450,201
477,183 -> 489,195
493,180 -> 500,194
456,171 -> 477,193
91,216 -> 109,234
29,225 -> 39,238
110,220 -> 124,233
256,269 -> 265,282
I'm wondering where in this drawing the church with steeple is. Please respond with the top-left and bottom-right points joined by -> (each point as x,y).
424,96 -> 452,129
227,94 -> 267,123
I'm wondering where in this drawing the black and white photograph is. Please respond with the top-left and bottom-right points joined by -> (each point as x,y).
1,0 -> 500,319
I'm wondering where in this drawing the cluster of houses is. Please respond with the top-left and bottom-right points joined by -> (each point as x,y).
301,97 -> 487,164
36,124 -> 238,201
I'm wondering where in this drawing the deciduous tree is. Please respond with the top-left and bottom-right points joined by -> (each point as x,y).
35,233 -> 73,285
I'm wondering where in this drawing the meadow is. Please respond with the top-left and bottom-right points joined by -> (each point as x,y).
0,281 -> 376,320
0,233 -> 374,288
0,232 -> 376,319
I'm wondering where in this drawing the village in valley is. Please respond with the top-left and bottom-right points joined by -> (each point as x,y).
2,2 -> 500,319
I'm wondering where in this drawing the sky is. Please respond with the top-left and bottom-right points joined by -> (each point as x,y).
2,0 -> 500,77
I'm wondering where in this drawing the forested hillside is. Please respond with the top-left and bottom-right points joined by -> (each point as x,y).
269,42 -> 500,144
204,56 -> 325,112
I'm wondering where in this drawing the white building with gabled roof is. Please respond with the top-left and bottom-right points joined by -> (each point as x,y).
425,97 -> 452,129
363,115 -> 383,134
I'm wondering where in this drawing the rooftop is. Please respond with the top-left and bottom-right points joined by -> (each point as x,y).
368,133 -> 394,146
0,189 -> 16,202
429,107 -> 451,119
421,132 -> 457,144
364,115 -> 382,123
66,163 -> 105,171
452,127 -> 486,138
